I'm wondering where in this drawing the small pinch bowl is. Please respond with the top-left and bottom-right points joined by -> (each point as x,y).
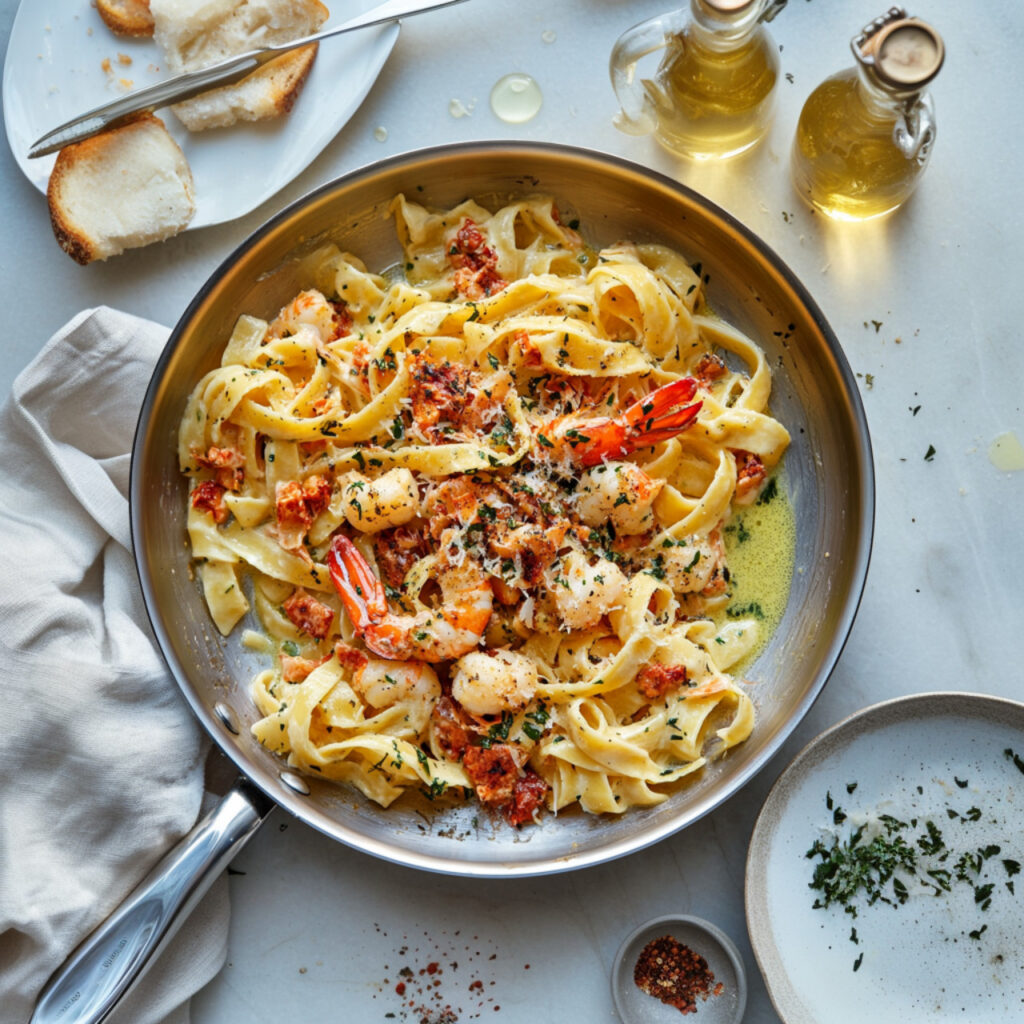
612,914 -> 748,1023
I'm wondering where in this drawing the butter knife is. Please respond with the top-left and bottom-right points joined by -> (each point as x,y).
29,0 -> 469,158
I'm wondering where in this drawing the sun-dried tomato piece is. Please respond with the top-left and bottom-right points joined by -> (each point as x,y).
463,743 -> 519,805
636,663 -> 689,701
431,696 -> 472,762
504,769 -> 549,827
282,587 -> 334,640
190,480 -> 229,523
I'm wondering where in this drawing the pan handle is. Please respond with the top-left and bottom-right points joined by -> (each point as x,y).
31,778 -> 275,1024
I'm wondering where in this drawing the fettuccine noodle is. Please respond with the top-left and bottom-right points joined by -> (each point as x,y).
178,195 -> 790,825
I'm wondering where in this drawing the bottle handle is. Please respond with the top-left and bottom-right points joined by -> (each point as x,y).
609,11 -> 684,136
894,93 -> 936,163
758,0 -> 788,24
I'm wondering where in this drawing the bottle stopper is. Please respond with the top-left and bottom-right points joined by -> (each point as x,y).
853,7 -> 944,90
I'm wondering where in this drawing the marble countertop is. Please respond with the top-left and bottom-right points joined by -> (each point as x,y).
3,1 -> 1022,1021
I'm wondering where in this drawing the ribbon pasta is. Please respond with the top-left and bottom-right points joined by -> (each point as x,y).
178,195 -> 790,825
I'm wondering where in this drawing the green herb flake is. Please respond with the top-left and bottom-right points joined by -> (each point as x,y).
756,476 -> 779,505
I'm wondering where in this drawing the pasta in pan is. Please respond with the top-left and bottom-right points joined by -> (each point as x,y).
178,195 -> 791,826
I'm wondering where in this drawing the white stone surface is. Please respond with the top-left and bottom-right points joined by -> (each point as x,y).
2,1 -> 1022,1021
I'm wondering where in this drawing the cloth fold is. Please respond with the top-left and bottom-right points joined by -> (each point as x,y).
0,308 -> 230,1024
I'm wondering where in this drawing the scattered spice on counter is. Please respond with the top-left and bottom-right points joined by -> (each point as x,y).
373,924 -> 517,1022
633,935 -> 723,1015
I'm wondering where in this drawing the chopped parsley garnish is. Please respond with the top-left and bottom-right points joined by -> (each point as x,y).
726,601 -> 764,620
808,766 -> 1023,958
756,476 -> 778,505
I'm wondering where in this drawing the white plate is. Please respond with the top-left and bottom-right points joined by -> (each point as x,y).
746,692 -> 1024,1024
2,0 -> 399,229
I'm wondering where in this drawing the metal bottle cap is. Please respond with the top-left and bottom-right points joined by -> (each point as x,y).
853,7 -> 944,90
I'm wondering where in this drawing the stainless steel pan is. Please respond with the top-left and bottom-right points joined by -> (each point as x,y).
33,143 -> 873,1024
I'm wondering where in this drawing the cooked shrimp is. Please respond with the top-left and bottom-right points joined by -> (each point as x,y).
352,658 -> 441,723
327,535 -> 493,662
659,531 -> 726,596
537,377 -> 702,467
548,550 -> 627,631
451,649 -> 539,717
576,461 -> 663,535
341,469 -> 419,534
267,289 -> 347,342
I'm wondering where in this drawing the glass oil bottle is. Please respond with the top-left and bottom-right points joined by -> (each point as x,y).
791,8 -> 944,221
610,0 -> 787,161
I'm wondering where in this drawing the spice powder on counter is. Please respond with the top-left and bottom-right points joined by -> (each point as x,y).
634,935 -> 724,1014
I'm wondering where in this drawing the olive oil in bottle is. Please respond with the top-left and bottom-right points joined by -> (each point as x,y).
791,8 -> 944,221
611,0 -> 787,161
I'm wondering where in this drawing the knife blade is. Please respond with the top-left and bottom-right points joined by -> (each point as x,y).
29,0 -> 469,159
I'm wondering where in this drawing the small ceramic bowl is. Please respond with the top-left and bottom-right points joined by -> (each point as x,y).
611,914 -> 747,1023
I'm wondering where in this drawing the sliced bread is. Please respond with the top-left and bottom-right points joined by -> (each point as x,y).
171,43 -> 318,131
151,0 -> 328,71
97,0 -> 155,37
47,113 -> 195,264
150,0 -> 329,130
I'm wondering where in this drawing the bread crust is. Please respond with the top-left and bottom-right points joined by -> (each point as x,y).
268,44 -> 318,117
171,43 -> 319,130
97,0 -> 155,38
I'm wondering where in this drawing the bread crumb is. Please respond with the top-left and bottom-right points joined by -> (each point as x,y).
118,53 -> 133,65
101,57 -> 113,73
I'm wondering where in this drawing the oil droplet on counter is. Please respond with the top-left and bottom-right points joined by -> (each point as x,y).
988,431 -> 1024,472
541,29 -> 556,44
373,125 -> 388,142
448,97 -> 474,119
490,73 -> 542,124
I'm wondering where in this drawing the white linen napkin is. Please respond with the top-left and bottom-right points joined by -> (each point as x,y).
0,308 -> 230,1024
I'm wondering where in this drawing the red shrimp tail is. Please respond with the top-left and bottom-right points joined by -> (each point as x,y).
623,376 -> 698,426
578,394 -> 703,466
327,535 -> 388,629
628,400 -> 703,447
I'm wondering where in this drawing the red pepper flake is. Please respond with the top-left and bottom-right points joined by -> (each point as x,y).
633,935 -> 721,1015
